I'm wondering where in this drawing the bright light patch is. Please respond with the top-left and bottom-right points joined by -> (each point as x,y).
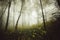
2,0 -> 58,29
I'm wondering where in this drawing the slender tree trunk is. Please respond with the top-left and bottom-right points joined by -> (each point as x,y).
40,0 -> 46,31
40,0 -> 48,40
5,0 -> 11,31
15,0 -> 24,31
0,6 -> 7,30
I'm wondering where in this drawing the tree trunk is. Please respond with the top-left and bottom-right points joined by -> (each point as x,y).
5,0 -> 11,31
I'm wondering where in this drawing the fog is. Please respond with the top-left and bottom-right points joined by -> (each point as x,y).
0,0 -> 60,40
0,0 -> 59,29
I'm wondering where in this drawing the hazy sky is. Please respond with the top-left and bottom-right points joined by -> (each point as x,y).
1,0 -> 59,29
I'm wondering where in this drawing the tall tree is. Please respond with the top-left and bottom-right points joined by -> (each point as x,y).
5,0 -> 11,31
15,0 -> 25,31
40,0 -> 46,31
40,0 -> 48,40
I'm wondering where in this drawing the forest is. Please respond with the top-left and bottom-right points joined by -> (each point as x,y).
0,0 -> 60,40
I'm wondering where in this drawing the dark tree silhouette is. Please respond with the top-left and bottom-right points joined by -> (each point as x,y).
15,0 -> 25,31
40,0 -> 47,32
40,0 -> 49,40
56,0 -> 60,7
5,0 -> 11,31
0,6 -> 7,30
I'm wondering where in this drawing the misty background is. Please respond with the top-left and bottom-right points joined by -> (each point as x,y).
0,0 -> 60,40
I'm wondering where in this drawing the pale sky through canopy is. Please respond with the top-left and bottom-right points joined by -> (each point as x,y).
2,0 -> 58,29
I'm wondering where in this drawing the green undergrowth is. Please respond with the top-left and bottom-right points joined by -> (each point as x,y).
0,20 -> 55,40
